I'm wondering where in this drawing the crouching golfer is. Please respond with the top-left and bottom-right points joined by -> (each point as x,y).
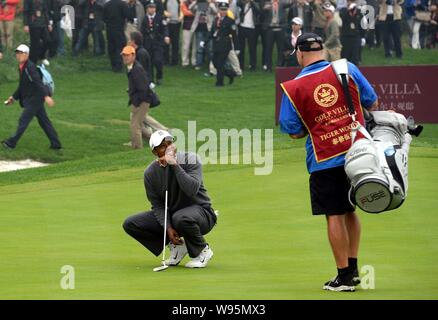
123,130 -> 217,268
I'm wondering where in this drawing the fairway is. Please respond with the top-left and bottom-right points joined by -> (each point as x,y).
1,147 -> 437,300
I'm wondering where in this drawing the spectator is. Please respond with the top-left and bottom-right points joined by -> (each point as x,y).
47,0 -> 64,58
181,0 -> 197,67
0,0 -> 20,50
164,0 -> 182,66
365,0 -> 382,48
255,0 -> 266,70
323,4 -> 342,61
309,0 -> 330,38
23,0 -> 52,64
288,0 -> 313,33
211,0 -> 237,86
189,0 -> 217,70
283,16 -> 302,66
405,0 -> 416,44
426,2 -> 438,48
237,0 -> 261,71
128,31 -> 152,77
103,0 -> 135,72
412,0 -> 430,49
141,0 -> 170,85
261,0 -> 291,72
378,0 -> 404,59
339,1 -> 364,65
74,0 -> 105,56
71,0 -> 86,53
125,0 -> 145,41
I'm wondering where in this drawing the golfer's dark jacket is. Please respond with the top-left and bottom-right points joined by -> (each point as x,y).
12,60 -> 48,108
127,61 -> 151,107
144,152 -> 213,228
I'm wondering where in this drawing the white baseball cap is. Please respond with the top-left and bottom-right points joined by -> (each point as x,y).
324,4 -> 336,13
15,44 -> 30,54
149,130 -> 174,150
292,17 -> 303,25
349,3 -> 357,10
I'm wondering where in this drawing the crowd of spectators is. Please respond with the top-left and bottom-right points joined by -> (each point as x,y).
0,0 -> 437,80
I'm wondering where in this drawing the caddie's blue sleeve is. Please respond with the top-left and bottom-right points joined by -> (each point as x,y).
279,93 -> 304,135
348,62 -> 378,109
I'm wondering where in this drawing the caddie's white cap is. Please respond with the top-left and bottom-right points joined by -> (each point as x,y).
149,130 -> 174,150
15,44 -> 30,54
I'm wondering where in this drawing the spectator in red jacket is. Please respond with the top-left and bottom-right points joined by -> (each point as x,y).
0,0 -> 20,50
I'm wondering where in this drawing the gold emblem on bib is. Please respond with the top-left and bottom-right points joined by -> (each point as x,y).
314,84 -> 338,108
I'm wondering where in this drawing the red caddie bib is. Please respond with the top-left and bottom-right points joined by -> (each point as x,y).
281,64 -> 366,163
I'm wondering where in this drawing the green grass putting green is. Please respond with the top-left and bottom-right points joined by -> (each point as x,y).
1,39 -> 437,299
0,147 -> 437,299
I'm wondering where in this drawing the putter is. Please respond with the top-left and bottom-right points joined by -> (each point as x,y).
153,166 -> 169,272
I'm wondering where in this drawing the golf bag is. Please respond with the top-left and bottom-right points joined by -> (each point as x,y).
344,112 -> 412,213
331,59 -> 415,214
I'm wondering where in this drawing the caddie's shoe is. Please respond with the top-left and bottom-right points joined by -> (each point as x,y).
323,276 -> 355,292
185,245 -> 213,268
352,268 -> 361,286
165,242 -> 188,266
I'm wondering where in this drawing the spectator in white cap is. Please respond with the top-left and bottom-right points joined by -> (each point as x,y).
283,17 -> 303,67
323,4 -> 342,61
123,130 -> 218,268
2,44 -> 61,150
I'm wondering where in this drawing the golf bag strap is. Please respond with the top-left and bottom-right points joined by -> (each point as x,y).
338,72 -> 373,144
340,73 -> 356,117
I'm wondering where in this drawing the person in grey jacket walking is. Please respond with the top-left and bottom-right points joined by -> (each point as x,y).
123,130 -> 217,268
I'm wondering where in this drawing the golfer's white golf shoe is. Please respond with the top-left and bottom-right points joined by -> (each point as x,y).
165,242 -> 188,266
185,245 -> 213,268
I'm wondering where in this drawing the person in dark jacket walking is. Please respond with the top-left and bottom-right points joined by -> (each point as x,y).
122,45 -> 168,149
103,0 -> 135,72
2,44 -> 61,150
123,130 -> 217,268
141,0 -> 170,85
122,45 -> 152,149
211,0 -> 237,86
